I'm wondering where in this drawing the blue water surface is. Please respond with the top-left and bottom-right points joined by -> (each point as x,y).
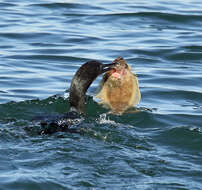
0,0 -> 202,189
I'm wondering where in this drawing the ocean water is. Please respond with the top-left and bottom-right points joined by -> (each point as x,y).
0,0 -> 202,189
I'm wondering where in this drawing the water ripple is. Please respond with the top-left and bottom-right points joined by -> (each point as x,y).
1,0 -> 202,189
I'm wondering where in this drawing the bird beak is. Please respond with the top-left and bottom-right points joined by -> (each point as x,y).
101,62 -> 117,73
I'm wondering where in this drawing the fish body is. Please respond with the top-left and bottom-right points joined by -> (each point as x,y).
97,57 -> 141,114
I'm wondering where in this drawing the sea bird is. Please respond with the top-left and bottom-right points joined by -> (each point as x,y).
39,60 -> 117,134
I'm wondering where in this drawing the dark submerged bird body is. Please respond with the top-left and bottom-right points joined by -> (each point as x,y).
38,60 -> 116,134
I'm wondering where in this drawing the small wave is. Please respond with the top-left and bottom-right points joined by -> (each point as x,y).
30,2 -> 107,15
82,11 -> 202,23
0,90 -> 7,94
153,125 -> 202,151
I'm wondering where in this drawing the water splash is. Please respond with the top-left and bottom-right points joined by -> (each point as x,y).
96,113 -> 117,125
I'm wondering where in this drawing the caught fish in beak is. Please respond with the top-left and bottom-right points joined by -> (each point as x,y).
96,56 -> 141,114
100,62 -> 118,73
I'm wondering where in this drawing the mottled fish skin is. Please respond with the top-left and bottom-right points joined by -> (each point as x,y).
97,57 -> 141,114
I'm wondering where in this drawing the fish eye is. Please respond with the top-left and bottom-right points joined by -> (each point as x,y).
117,56 -> 123,60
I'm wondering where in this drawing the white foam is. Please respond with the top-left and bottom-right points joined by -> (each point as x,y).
96,113 -> 117,125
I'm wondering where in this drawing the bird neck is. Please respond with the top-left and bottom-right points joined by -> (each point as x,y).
69,62 -> 98,114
